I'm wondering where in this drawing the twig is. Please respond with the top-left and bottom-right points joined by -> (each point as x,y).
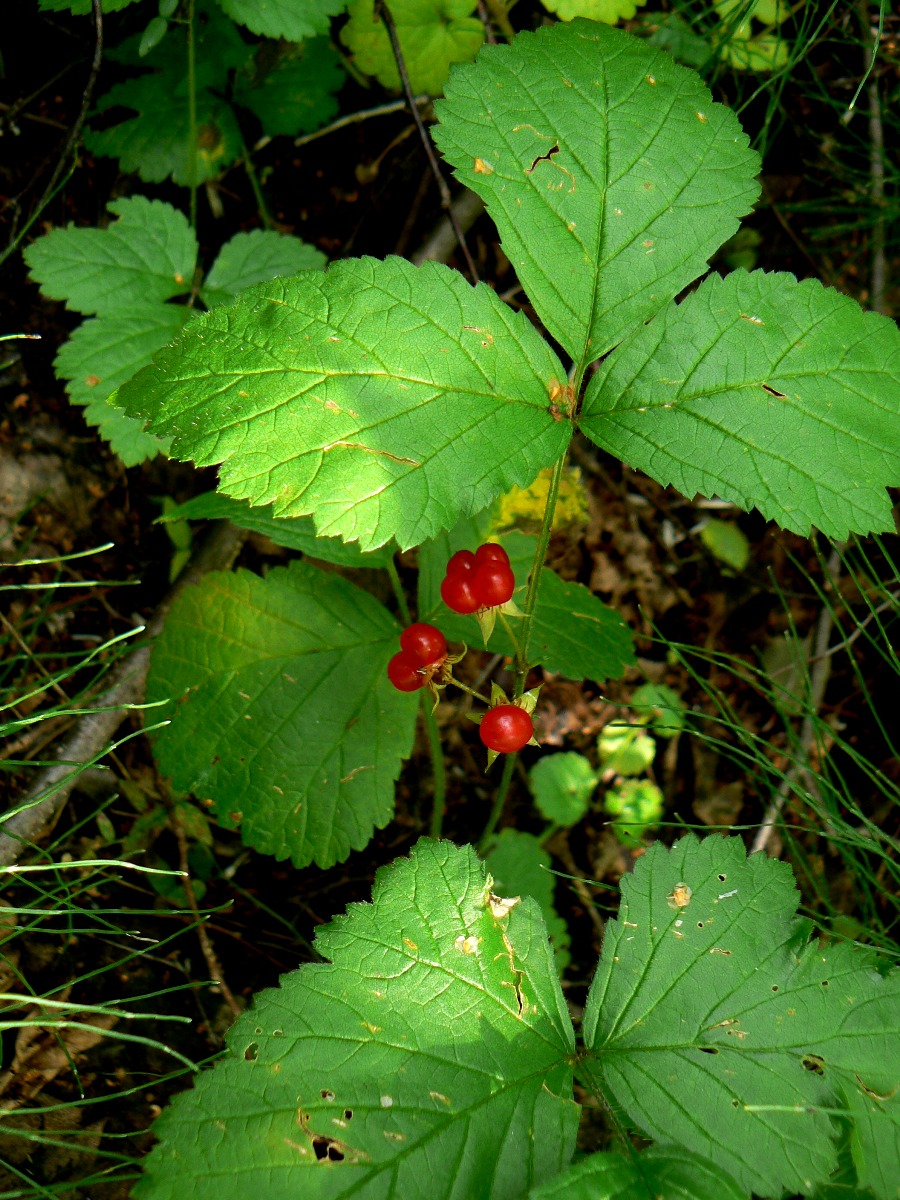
377,2 -> 480,282
857,1 -> 888,314
751,547 -> 842,856
261,97 -> 430,153
172,810 -> 242,1023
411,189 -> 484,266
0,522 -> 246,867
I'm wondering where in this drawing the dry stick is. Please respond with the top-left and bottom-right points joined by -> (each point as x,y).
0,0 -> 103,265
0,522 -> 246,868
172,811 -> 242,1023
858,1 -> 887,315
750,547 -> 842,856
377,2 -> 480,283
411,189 -> 485,266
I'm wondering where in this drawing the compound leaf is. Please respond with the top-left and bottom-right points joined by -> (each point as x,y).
434,20 -> 760,368
54,306 -> 185,464
134,839 -> 579,1200
580,270 -> 900,539
161,491 -> 395,567
114,257 -> 569,552
483,828 -> 571,972
233,36 -> 344,138
342,0 -> 484,95
23,196 -> 196,314
146,560 -> 416,868
214,0 -> 345,40
201,230 -> 327,308
580,835 -> 900,1198
529,1145 -> 749,1200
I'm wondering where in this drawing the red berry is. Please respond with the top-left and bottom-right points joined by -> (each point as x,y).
387,651 -> 425,692
441,572 -> 481,614
446,549 -> 476,576
400,622 -> 447,666
479,705 -> 533,753
473,561 -> 515,607
474,542 -> 509,569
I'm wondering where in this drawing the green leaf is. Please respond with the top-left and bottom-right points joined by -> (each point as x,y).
54,306 -> 185,465
528,752 -> 597,827
39,0 -> 138,10
483,828 -> 570,972
597,722 -> 655,775
233,37 -> 344,138
433,21 -> 760,367
529,1145 -> 750,1200
200,231 -> 327,308
146,560 -> 416,868
580,835 -> 900,1199
23,196 -> 197,315
341,0 -> 484,95
134,839 -> 579,1199
114,257 -> 569,552
631,682 -> 685,737
418,524 -> 635,683
700,518 -> 751,571
84,7 -> 247,186
540,0 -> 646,23
580,270 -> 900,539
640,12 -> 712,69
214,0 -> 345,40
160,491 -> 396,567
602,778 -> 663,844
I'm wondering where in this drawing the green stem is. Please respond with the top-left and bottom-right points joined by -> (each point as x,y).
386,557 -> 447,838
186,0 -> 198,231
476,751 -> 516,853
514,451 -> 567,694
237,127 -> 275,230
446,678 -> 491,706
483,0 -> 516,38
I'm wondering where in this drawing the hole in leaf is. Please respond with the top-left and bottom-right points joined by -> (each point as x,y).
244,1043 -> 258,1061
762,384 -> 787,398
821,979 -> 829,986
717,874 -> 727,882
802,1054 -> 826,1076
731,1099 -> 740,1108
525,144 -> 560,173
697,922 -> 704,929
321,1090 -> 335,1102
771,985 -> 779,992
699,1047 -> 719,1055
343,1109 -> 353,1121
312,1136 -> 345,1163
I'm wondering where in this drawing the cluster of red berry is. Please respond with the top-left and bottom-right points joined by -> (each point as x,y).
440,542 -> 515,614
386,623 -> 447,693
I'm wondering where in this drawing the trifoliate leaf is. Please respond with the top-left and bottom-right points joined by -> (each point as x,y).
146,560 -> 416,868
540,0 -> 646,24
341,0 -> 484,96
483,828 -> 571,972
581,270 -> 900,539
700,518 -> 751,571
580,835 -> 900,1199
214,0 -> 345,40
200,230 -> 326,308
233,36 -> 344,137
631,682 -> 685,737
434,21 -> 760,368
114,257 -> 570,552
528,752 -> 597,826
160,491 -> 396,567
529,1145 -> 750,1200
23,196 -> 197,314
134,839 -> 579,1199
597,722 -> 655,775
54,306 -> 185,464
603,778 -> 663,844
84,6 -> 247,185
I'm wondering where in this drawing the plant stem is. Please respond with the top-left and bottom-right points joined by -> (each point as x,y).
385,557 -> 412,625
515,451 -> 566,693
476,751 -> 516,853
483,0 -> 516,38
237,129 -> 275,230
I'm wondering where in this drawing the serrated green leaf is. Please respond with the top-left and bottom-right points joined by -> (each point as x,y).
341,0 -> 484,95
233,36 -> 344,138
541,0 -> 646,23
581,270 -> 900,539
84,5 -> 247,185
580,835 -> 900,1198
134,839 -> 579,1199
214,0 -> 345,40
483,828 -> 571,972
24,197 -> 197,314
54,306 -> 185,464
146,560 -> 416,868
528,752 -> 597,826
200,230 -> 326,308
114,257 -> 569,552
161,491 -> 396,567
433,21 -> 760,368
700,518 -> 751,571
529,1145 -> 750,1200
